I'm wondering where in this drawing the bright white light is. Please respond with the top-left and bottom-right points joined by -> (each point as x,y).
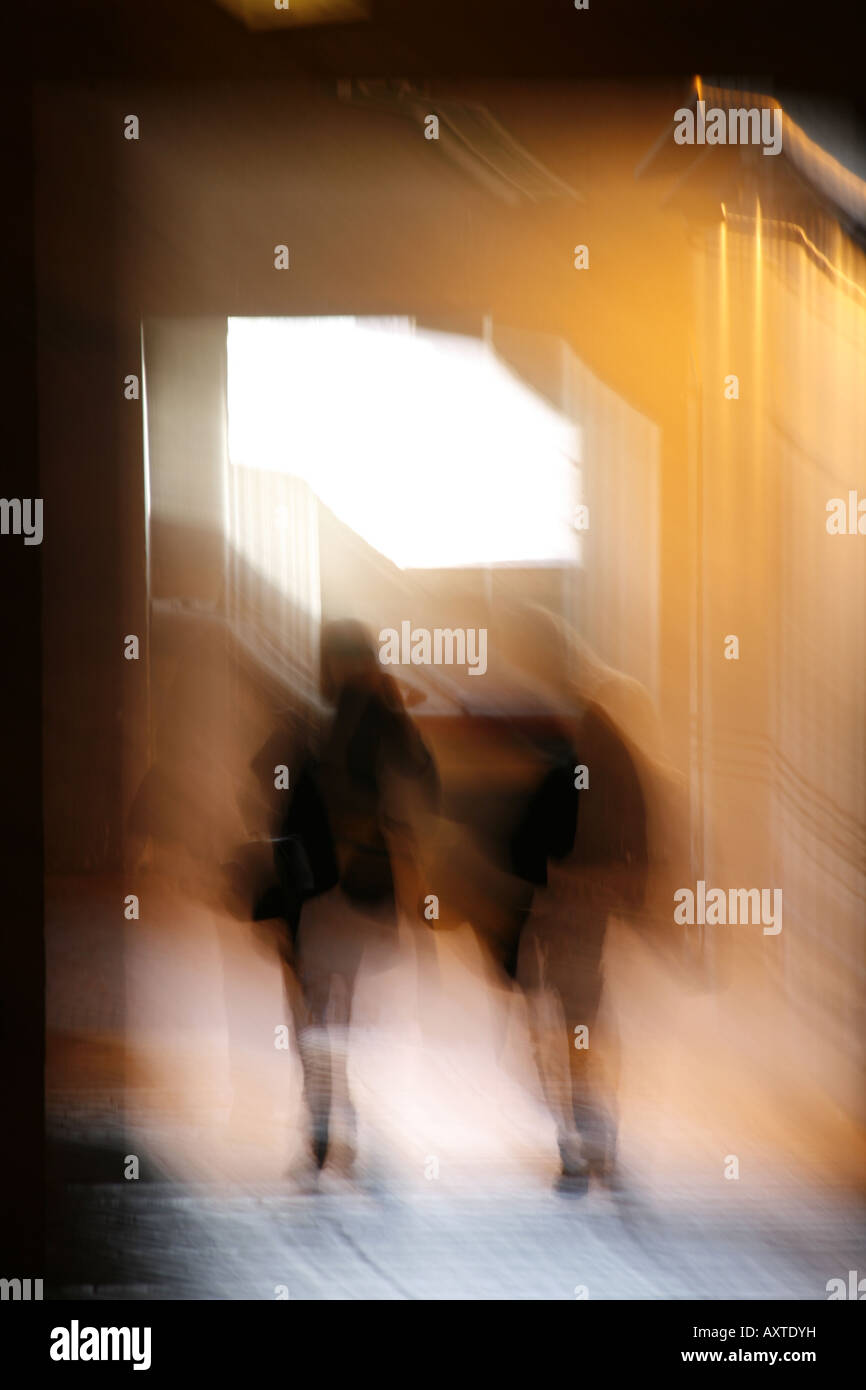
227,316 -> 580,570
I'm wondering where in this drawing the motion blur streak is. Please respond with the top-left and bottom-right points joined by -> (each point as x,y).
39,78 -> 865,1299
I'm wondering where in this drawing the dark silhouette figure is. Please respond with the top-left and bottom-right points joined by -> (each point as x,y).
273,620 -> 439,1174
509,626 -> 649,1190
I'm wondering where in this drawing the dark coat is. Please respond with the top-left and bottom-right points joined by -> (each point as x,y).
272,679 -> 439,931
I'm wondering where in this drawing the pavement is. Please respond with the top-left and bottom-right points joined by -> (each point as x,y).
45,872 -> 866,1300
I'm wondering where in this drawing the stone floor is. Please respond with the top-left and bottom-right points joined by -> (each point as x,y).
45,873 -> 866,1300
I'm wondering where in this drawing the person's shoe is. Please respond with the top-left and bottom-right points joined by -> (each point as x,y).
324,1136 -> 357,1178
284,1154 -> 320,1192
556,1132 -> 590,1194
555,1168 -> 590,1196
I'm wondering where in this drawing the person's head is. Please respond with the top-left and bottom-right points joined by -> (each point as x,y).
504,602 -> 577,702
319,619 -> 382,704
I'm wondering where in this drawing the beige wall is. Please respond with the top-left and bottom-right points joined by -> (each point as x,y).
690,209 -> 866,1112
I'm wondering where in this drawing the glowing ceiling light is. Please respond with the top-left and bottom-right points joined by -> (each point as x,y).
212,0 -> 370,30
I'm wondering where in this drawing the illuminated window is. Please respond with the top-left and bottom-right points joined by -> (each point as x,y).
227,316 -> 581,570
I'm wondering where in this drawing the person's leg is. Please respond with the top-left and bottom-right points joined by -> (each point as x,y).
293,889 -> 366,1171
292,959 -> 333,1169
323,965 -> 359,1171
560,911 -> 619,1174
568,1004 -> 617,1172
516,920 -> 588,1177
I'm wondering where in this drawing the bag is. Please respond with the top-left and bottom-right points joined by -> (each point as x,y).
278,761 -> 340,899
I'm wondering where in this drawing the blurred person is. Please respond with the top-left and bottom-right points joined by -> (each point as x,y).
272,619 -> 440,1175
508,608 -> 654,1191
126,566 -> 323,1132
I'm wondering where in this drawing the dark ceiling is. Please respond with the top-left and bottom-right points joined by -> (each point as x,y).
17,0 -> 866,115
